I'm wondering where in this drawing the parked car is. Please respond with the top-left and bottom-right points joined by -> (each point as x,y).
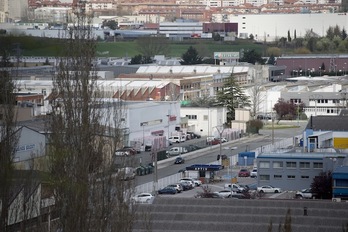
166,147 -> 188,156
114,148 -> 136,156
214,190 -> 238,198
209,138 -> 221,145
123,146 -> 139,154
295,188 -> 317,199
206,136 -> 215,144
132,193 -> 154,203
257,185 -> 282,193
250,168 -> 257,178
168,136 -> 182,143
174,156 -> 185,164
167,184 -> 183,193
186,132 -> 201,139
238,168 -> 250,177
224,183 -> 245,193
158,186 -> 177,195
178,181 -> 193,191
180,178 -> 201,187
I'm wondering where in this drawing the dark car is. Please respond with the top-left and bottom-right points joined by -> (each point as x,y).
174,157 -> 185,164
187,132 -> 201,139
178,182 -> 192,191
158,187 -> 177,195
238,168 -> 250,177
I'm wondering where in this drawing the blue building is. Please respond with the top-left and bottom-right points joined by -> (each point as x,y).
256,153 -> 347,191
332,165 -> 348,201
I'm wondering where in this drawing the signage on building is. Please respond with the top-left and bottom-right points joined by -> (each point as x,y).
169,115 -> 176,121
16,144 -> 36,152
213,52 -> 239,60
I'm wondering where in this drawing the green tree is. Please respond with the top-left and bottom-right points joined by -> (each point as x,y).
341,28 -> 347,40
130,54 -> 152,64
326,26 -> 335,40
180,46 -> 203,65
215,74 -> 250,124
287,30 -> 292,42
249,34 -> 254,40
188,95 -> 217,107
267,54 -> 276,65
310,171 -> 332,199
246,119 -> 263,134
239,49 -> 265,65
278,37 -> 287,47
102,20 -> 118,30
212,32 -> 221,41
294,29 -> 297,39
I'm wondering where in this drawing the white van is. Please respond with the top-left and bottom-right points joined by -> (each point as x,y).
169,136 -> 181,143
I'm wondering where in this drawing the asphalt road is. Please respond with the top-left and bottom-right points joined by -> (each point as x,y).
134,120 -> 308,186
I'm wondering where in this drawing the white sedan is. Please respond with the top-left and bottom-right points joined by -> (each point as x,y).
132,193 -> 154,203
214,190 -> 238,198
257,185 -> 282,193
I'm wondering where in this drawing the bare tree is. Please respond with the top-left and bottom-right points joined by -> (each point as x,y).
136,36 -> 170,58
0,42 -> 20,232
47,8 -> 136,232
247,66 -> 266,118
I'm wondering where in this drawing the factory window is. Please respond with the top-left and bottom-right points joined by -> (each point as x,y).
273,161 -> 283,168
313,162 -> 323,169
274,175 -> 282,179
286,162 -> 297,169
259,161 -> 270,168
300,162 -> 310,169
287,175 -> 296,179
259,175 -> 270,180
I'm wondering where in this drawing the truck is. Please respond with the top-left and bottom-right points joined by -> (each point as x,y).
117,167 -> 136,181
224,183 -> 246,193
166,147 -> 188,157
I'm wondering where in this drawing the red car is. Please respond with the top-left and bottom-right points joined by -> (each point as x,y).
207,138 -> 221,145
238,168 -> 250,177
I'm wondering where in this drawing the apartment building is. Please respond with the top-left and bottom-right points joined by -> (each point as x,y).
0,0 -> 27,23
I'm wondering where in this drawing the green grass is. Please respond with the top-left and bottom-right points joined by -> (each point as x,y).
97,40 -> 264,58
10,35 -> 264,58
263,124 -> 300,129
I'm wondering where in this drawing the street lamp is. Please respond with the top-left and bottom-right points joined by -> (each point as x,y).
215,125 -> 225,165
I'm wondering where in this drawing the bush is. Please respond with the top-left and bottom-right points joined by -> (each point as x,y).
246,119 -> 263,134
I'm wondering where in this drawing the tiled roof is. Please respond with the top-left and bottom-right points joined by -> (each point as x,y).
306,115 -> 348,131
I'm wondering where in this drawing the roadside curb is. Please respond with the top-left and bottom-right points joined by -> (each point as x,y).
157,134 -> 266,169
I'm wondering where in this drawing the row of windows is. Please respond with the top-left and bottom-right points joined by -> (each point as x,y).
259,161 -> 323,169
186,114 -> 197,119
259,174 -> 310,181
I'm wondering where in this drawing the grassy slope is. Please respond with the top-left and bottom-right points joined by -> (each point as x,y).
15,36 -> 264,58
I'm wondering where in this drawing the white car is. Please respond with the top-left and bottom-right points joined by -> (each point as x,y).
257,185 -> 282,193
180,178 -> 202,187
295,188 -> 317,199
132,193 -> 154,203
214,190 -> 237,198
250,168 -> 257,178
